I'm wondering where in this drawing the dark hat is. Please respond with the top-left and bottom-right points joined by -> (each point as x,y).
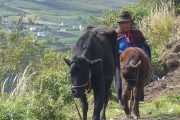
117,11 -> 134,23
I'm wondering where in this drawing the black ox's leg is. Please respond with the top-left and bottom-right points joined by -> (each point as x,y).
101,81 -> 112,120
92,79 -> 104,120
80,95 -> 88,120
92,86 -> 104,120
91,64 -> 104,120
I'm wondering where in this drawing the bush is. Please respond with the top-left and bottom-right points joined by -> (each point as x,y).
175,0 -> 180,14
0,96 -> 35,120
0,94 -> 67,120
0,20 -> 72,119
138,0 -> 176,73
122,4 -> 149,21
29,93 -> 66,120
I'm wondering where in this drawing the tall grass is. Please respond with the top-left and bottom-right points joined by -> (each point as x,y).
138,0 -> 176,53
10,64 -> 37,97
1,64 -> 37,97
138,0 -> 176,72
139,0 -> 175,47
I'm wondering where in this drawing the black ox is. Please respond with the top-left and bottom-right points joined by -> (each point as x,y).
64,26 -> 117,120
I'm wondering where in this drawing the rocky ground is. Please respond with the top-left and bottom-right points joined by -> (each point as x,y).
145,38 -> 180,103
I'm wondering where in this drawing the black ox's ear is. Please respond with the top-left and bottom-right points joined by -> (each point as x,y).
63,58 -> 71,66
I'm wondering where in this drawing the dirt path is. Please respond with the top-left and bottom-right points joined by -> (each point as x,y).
144,69 -> 180,103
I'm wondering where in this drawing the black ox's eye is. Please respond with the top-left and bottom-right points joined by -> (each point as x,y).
71,66 -> 78,75
74,61 -> 81,67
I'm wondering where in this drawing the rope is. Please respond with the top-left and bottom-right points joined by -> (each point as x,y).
69,70 -> 91,120
151,74 -> 160,81
71,70 -> 92,94
84,71 -> 91,94
73,98 -> 82,120
72,80 -> 90,89
147,67 -> 160,87
65,70 -> 82,120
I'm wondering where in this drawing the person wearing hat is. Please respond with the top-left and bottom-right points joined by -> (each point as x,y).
114,11 -> 151,108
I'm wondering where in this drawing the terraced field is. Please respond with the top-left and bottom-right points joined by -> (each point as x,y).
0,0 -> 137,24
0,0 -> 137,51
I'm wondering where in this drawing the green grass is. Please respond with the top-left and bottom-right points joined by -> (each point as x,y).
58,0 -> 136,10
0,10 -> 18,16
58,37 -> 78,44
106,100 -> 124,118
56,31 -> 83,43
5,0 -> 48,10
140,94 -> 180,119
61,94 -> 180,119
107,94 -> 180,119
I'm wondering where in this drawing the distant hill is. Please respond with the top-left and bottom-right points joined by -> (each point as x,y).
0,0 -> 137,25
0,0 -> 137,51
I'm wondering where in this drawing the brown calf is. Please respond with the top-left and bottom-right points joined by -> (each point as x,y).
119,47 -> 152,119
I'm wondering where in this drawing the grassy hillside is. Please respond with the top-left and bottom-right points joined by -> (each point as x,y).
0,0 -> 179,120
0,0 -> 137,50
0,0 -> 137,24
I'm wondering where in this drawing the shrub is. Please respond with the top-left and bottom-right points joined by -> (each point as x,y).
97,10 -> 121,29
138,0 -> 176,73
122,4 -> 149,21
29,93 -> 66,120
0,19 -> 72,119
0,96 -> 35,120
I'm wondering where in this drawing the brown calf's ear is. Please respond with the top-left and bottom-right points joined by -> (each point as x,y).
63,58 -> 71,66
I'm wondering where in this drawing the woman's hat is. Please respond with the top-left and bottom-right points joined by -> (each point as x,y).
117,11 -> 134,23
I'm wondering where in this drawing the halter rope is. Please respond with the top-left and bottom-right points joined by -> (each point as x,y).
71,70 -> 91,94
71,70 -> 91,120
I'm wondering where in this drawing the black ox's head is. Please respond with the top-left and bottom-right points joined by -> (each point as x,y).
64,56 -> 101,98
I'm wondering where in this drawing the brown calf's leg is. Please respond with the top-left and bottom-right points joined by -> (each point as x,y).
122,90 -> 131,118
121,80 -> 131,118
130,90 -> 134,118
132,87 -> 141,119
